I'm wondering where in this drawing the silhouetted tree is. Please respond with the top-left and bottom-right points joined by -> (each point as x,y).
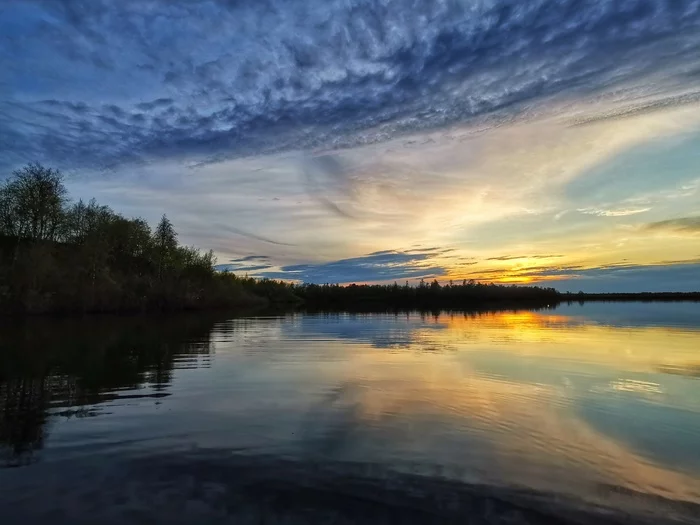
0,163 -> 67,242
153,214 -> 178,282
0,164 -> 297,314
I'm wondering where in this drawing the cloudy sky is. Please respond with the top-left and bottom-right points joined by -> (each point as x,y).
2,0 -> 700,291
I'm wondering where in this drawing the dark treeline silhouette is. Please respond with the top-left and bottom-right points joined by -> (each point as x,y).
565,292 -> 700,302
295,280 -> 560,311
0,163 -> 296,314
0,313 -> 227,467
292,284 -> 700,312
3,164 -> 697,316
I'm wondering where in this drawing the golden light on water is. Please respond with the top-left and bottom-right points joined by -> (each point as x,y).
305,308 -> 700,507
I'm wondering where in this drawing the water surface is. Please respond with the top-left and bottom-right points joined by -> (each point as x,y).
1,303 -> 699,524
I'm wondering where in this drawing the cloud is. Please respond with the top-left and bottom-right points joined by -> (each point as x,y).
659,258 -> 700,265
212,223 -> 296,246
568,90 -> 700,126
259,249 -> 446,283
520,262 -> 700,293
134,98 -> 174,112
4,0 -> 700,295
3,0 -> 700,170
302,154 -> 361,219
486,254 -> 564,261
214,254 -> 275,272
230,255 -> 271,263
215,263 -> 272,272
578,207 -> 651,217
644,216 -> 700,233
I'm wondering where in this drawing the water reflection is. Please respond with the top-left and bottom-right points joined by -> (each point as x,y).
0,314 -> 219,467
0,304 -> 699,522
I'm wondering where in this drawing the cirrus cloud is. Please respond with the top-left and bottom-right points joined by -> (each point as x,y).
3,0 -> 700,171
259,249 -> 447,284
644,216 -> 700,233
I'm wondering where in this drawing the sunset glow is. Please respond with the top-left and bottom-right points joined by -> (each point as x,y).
2,1 -> 700,291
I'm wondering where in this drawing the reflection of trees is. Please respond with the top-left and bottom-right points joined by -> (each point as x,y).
0,378 -> 48,467
0,313 -> 224,468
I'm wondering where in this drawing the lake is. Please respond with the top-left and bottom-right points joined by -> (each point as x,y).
1,303 -> 699,524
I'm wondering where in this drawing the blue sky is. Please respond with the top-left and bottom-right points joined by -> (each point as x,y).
2,0 -> 700,291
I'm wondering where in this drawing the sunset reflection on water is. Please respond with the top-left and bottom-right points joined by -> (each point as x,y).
1,304 -> 699,517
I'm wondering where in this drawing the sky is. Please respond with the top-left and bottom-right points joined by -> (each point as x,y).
1,0 -> 700,292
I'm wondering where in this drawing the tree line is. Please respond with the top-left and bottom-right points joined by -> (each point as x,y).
0,163 -> 576,315
294,280 -> 560,311
0,163 -> 297,314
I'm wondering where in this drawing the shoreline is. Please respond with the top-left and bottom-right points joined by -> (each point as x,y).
1,293 -> 699,319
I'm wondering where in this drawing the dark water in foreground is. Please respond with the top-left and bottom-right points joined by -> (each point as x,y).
1,303 -> 699,524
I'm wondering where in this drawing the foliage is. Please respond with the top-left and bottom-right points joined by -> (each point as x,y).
0,164 -> 296,314
0,163 -> 570,315
0,163 -> 67,241
294,279 -> 560,311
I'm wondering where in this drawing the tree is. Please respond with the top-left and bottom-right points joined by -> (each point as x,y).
63,199 -> 113,243
0,164 -> 295,313
153,215 -> 177,280
0,163 -> 67,241
154,215 -> 177,252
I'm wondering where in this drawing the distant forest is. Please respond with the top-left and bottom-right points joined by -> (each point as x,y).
294,280 -> 559,311
2,164 -> 697,315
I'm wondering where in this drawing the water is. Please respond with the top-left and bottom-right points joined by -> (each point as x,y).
1,303 -> 699,524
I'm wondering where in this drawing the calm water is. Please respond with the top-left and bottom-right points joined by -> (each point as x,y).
1,303 -> 699,524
